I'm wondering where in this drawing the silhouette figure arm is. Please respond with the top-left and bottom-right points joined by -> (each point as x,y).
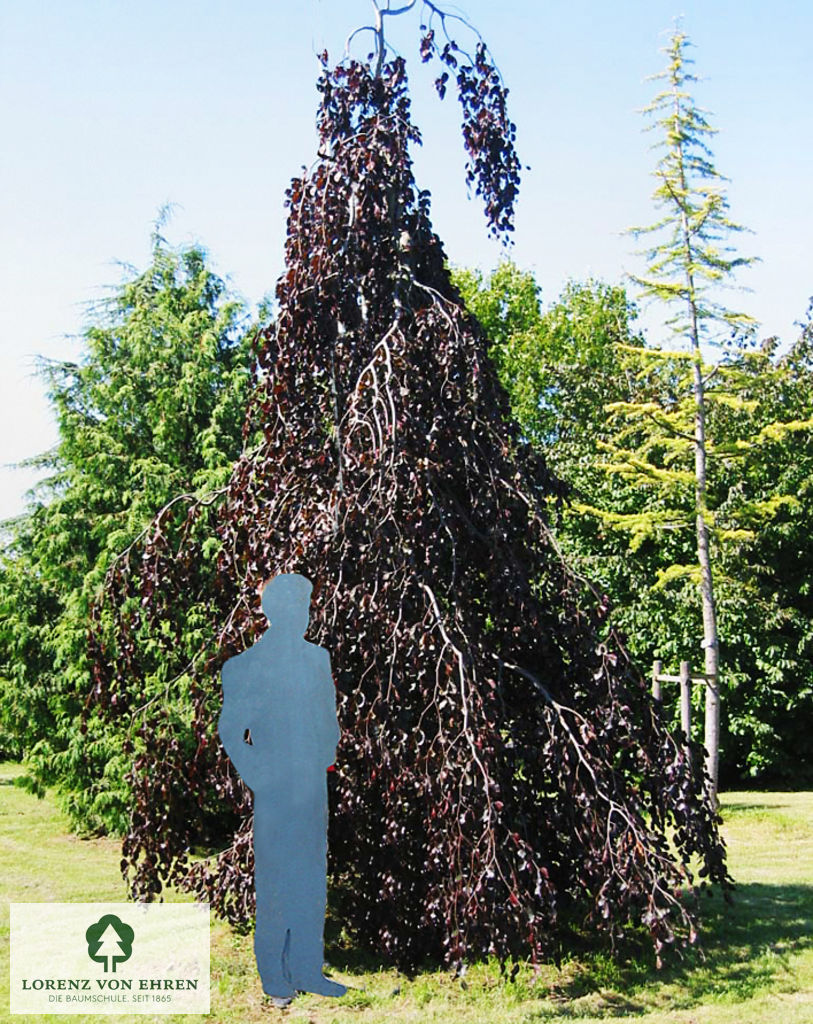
218,659 -> 259,786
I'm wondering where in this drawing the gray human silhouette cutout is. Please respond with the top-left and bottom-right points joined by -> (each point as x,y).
218,573 -> 345,1001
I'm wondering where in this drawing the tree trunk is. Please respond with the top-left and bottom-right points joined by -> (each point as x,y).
690,320 -> 720,809
678,102 -> 722,806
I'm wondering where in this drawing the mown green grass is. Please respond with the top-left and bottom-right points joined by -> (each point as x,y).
1,762 -> 811,1023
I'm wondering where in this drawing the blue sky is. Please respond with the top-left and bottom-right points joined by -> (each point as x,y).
1,1 -> 810,520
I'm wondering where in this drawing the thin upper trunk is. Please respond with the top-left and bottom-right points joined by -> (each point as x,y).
675,84 -> 721,807
689,320 -> 720,807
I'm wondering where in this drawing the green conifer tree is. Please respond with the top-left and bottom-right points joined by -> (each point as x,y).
0,232 -> 251,829
624,27 -> 757,800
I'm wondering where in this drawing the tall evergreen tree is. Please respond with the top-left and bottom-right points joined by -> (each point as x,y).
0,234 -> 251,829
626,27 -> 757,800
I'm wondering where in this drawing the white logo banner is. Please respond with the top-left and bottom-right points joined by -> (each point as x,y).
10,902 -> 210,1015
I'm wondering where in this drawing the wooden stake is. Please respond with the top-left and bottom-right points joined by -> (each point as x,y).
680,661 -> 692,743
652,660 -> 663,703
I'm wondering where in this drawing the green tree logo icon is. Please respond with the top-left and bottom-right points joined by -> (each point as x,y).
85,914 -> 134,973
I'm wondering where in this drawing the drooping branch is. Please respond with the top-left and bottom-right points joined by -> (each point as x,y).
342,0 -> 521,238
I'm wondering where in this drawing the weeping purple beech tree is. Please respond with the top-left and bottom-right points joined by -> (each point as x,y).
90,2 -> 729,969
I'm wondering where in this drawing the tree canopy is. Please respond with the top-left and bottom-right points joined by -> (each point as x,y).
0,234 -> 251,829
458,263 -> 813,785
87,38 -> 729,968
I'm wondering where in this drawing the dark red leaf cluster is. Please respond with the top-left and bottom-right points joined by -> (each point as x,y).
419,29 -> 520,237
89,55 -> 729,969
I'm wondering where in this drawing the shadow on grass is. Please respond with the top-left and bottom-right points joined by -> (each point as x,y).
323,882 -> 813,1016
324,924 -> 434,977
723,801 -> 791,814
691,882 -> 812,989
545,881 -> 812,1014
325,940 -> 394,976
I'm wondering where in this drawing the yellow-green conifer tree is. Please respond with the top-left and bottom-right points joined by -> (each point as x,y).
622,27 -> 758,801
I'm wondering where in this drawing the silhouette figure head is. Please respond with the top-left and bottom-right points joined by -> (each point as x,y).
260,574 -> 313,636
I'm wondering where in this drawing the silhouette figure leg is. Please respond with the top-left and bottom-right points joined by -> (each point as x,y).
253,801 -> 295,999
285,793 -> 345,996
253,788 -> 345,997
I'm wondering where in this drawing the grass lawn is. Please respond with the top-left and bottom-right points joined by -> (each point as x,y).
1,761 -> 811,1022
